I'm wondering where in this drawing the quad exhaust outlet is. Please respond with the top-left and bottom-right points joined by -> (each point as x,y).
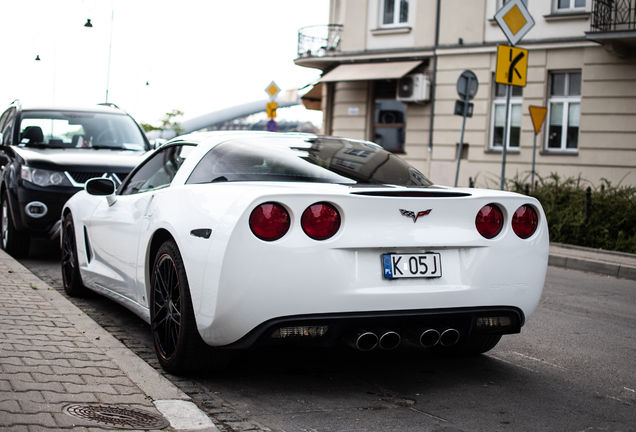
344,326 -> 459,351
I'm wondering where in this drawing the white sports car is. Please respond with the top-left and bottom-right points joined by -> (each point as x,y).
61,131 -> 549,374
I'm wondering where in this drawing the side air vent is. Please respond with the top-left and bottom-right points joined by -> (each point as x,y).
351,191 -> 471,198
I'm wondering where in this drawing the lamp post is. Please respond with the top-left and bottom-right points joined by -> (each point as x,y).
34,36 -> 56,103
84,5 -> 114,103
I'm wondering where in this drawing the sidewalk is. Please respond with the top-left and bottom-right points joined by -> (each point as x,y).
0,249 -> 219,432
549,242 -> 636,281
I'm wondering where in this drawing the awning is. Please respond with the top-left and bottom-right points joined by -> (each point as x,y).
319,61 -> 422,82
301,82 -> 323,111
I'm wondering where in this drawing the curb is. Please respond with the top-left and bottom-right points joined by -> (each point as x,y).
548,254 -> 636,280
548,243 -> 636,281
5,252 -> 220,432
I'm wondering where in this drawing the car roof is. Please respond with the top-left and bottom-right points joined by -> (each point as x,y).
15,103 -> 128,115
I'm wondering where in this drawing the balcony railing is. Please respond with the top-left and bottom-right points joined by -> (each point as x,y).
590,0 -> 636,32
297,24 -> 343,58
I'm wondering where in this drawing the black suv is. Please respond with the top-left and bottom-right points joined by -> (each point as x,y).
0,101 -> 151,257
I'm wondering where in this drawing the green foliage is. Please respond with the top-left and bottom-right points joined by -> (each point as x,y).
509,173 -> 636,254
140,123 -> 161,133
141,110 -> 184,135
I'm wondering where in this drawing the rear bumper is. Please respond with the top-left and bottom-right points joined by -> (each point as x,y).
219,306 -> 524,349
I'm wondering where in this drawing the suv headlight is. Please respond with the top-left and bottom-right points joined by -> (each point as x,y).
21,166 -> 73,187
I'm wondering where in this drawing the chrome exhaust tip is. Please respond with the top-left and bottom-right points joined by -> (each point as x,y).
343,329 -> 378,351
376,329 -> 401,350
439,328 -> 460,346
407,327 -> 440,348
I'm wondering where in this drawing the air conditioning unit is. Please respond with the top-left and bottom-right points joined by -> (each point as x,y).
396,73 -> 430,103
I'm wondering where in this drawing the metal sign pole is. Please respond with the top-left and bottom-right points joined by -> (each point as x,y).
454,77 -> 471,187
531,132 -> 537,188
500,83 -> 511,191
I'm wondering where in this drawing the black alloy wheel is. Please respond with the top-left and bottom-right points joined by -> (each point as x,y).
61,213 -> 89,297
1,194 -> 30,258
150,239 -> 232,374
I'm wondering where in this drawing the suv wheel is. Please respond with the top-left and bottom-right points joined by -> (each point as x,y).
1,194 -> 30,258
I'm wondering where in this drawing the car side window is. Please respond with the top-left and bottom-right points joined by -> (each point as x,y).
120,144 -> 195,195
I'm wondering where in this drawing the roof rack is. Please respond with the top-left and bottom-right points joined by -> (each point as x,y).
97,102 -> 120,109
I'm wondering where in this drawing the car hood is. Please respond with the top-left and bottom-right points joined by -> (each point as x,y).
11,147 -> 149,172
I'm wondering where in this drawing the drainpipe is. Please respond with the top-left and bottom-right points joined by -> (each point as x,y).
427,0 -> 442,178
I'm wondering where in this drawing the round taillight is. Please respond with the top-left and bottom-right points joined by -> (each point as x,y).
512,205 -> 538,239
249,203 -> 290,241
476,204 -> 504,239
301,202 -> 341,240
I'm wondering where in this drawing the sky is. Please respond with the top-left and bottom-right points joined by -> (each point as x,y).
0,0 -> 329,127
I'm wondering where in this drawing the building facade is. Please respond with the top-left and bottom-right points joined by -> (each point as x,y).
295,0 -> 636,188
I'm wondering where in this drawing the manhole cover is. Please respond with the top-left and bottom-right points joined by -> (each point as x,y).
64,404 -> 169,430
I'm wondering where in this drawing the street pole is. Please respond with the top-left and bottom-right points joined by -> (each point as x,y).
105,7 -> 114,103
500,83 -> 511,191
531,132 -> 537,188
454,77 -> 471,187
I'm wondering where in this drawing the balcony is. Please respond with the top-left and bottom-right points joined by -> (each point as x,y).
297,24 -> 343,58
587,0 -> 636,54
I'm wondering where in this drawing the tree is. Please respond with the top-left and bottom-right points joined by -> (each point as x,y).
141,110 -> 184,137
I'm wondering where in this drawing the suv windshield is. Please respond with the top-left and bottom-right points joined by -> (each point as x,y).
19,110 -> 146,151
186,136 -> 432,187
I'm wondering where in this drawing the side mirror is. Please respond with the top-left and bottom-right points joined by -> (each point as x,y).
85,178 -> 117,206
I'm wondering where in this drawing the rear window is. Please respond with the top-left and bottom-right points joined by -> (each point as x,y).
186,137 -> 432,187
19,110 -> 146,151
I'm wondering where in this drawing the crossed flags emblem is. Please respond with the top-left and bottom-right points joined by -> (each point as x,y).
399,208 -> 432,223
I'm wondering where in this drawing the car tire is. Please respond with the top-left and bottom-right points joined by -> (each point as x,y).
1,194 -> 30,258
151,239 -> 232,375
434,333 -> 502,356
61,213 -> 90,297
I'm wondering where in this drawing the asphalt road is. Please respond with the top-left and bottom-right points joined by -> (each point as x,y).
20,240 -> 636,432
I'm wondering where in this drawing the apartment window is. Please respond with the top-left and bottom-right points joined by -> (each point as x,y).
491,83 -> 523,150
547,71 -> 581,151
382,0 -> 409,26
556,0 -> 585,10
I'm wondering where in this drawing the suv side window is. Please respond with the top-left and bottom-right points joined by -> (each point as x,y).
120,144 -> 195,195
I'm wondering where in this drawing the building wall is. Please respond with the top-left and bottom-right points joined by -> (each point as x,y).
439,45 -> 636,189
318,0 -> 636,188
331,81 -> 369,140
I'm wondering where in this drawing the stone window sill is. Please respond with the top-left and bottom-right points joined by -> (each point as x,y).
371,27 -> 412,36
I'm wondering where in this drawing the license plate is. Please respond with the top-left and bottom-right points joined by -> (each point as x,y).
382,253 -> 442,279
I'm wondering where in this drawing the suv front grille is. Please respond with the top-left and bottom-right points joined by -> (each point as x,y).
67,172 -> 128,185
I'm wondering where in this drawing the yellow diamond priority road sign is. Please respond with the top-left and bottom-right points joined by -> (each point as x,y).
265,81 -> 281,100
496,45 -> 529,87
494,0 -> 535,46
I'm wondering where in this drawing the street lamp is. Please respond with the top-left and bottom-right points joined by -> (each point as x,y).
33,36 -> 56,103
84,7 -> 114,103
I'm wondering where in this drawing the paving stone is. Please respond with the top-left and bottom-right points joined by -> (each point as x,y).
11,380 -> 65,393
0,399 -> 21,412
17,399 -> 60,414
0,412 -> 57,428
41,391 -> 99,404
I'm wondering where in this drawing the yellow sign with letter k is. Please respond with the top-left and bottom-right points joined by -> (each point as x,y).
495,45 -> 528,87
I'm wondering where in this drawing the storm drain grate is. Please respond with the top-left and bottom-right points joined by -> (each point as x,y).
63,404 -> 169,430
